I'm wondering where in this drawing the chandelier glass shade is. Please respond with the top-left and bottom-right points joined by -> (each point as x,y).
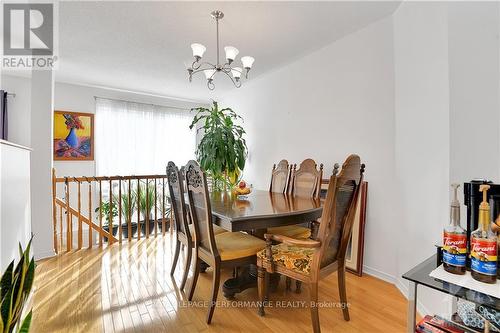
187,10 -> 255,90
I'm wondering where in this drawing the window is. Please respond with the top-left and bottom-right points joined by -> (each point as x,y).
95,97 -> 196,175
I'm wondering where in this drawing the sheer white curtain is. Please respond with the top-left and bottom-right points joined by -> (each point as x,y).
95,97 -> 196,175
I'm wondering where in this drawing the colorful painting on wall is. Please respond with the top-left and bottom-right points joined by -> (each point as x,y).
54,111 -> 94,160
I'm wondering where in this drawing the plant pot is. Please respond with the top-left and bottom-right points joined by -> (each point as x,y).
120,222 -> 138,239
103,225 -> 118,242
157,219 -> 171,232
140,219 -> 157,236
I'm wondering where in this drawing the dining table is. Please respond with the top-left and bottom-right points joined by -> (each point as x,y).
205,189 -> 323,299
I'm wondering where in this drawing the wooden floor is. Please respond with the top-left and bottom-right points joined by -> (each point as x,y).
30,235 -> 408,332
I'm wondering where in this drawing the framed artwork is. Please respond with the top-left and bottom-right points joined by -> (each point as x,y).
320,179 -> 368,276
53,111 -> 94,160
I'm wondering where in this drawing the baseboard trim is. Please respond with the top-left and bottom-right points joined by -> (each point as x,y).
395,277 -> 430,316
363,264 -> 396,284
34,250 -> 56,261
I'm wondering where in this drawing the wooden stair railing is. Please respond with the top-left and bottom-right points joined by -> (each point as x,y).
52,168 -> 170,254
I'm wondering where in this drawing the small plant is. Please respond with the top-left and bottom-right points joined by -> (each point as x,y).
94,200 -> 118,226
138,181 -> 156,220
0,238 -> 34,333
163,196 -> 172,219
115,192 -> 137,225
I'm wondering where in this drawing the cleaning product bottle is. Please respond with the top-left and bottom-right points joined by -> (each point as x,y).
443,184 -> 467,275
470,185 -> 498,283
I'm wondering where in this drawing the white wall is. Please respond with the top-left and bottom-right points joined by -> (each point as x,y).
30,70 -> 55,260
221,17 -> 399,281
449,2 -> 500,184
393,1 -> 452,316
0,142 -> 31,271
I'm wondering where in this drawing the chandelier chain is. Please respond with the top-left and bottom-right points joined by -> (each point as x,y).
216,15 -> 220,67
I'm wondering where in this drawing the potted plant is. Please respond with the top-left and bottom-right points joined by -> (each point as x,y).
0,239 -> 34,333
189,101 -> 248,191
138,181 -> 156,235
157,195 -> 172,232
114,191 -> 137,239
95,200 -> 118,242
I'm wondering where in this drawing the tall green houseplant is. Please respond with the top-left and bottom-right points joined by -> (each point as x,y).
189,101 -> 248,190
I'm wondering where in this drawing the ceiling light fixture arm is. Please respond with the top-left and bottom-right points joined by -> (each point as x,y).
188,63 -> 215,82
222,70 -> 242,88
191,59 -> 215,71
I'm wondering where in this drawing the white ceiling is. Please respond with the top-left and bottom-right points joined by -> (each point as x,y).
52,1 -> 401,101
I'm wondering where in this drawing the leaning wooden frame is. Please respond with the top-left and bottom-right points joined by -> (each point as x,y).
320,178 -> 368,276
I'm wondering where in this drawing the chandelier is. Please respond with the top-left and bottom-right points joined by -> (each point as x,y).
187,10 -> 255,90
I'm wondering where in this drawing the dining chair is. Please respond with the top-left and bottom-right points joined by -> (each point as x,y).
289,158 -> 323,199
269,159 -> 292,193
184,160 -> 267,324
268,158 -> 323,241
257,155 -> 365,333
167,162 -> 193,292
167,161 -> 226,291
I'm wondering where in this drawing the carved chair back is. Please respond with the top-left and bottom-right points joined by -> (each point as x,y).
311,155 -> 364,278
289,159 -> 323,199
269,159 -> 291,193
167,161 -> 191,242
184,160 -> 220,259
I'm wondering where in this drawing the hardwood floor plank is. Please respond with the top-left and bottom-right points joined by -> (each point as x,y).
30,236 -> 408,332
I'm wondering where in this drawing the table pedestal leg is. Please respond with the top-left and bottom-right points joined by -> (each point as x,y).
407,281 -> 417,333
223,265 -> 257,299
222,265 -> 281,299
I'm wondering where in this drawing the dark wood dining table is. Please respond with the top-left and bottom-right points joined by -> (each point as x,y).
206,189 -> 323,298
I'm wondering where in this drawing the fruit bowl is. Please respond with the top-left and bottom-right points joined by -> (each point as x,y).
233,180 -> 252,198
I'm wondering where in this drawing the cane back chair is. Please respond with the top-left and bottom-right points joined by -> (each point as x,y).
184,160 -> 266,324
257,155 -> 365,333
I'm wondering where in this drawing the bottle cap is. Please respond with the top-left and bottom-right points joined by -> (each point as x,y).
479,184 -> 490,210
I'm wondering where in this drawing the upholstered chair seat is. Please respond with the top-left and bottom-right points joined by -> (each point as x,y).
257,243 -> 314,275
212,232 -> 266,261
267,225 -> 311,239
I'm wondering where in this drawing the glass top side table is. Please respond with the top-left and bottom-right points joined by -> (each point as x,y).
402,254 -> 499,333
